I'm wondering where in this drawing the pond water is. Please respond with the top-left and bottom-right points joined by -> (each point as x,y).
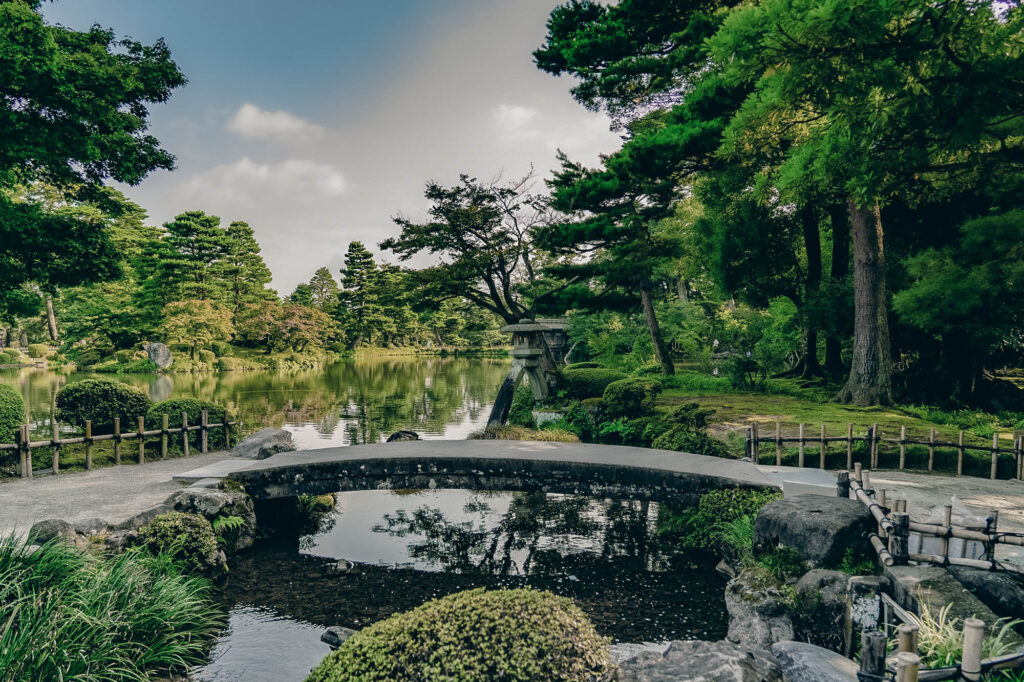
193,489 -> 726,681
0,357 -> 510,445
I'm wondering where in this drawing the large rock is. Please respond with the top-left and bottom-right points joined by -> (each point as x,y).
725,569 -> 795,650
165,487 -> 257,551
794,569 -> 851,651
146,342 -> 173,369
231,427 -> 295,459
771,641 -> 859,681
948,565 -> 1024,623
755,495 -> 873,567
321,626 -> 357,649
386,430 -> 420,442
616,639 -> 786,681
28,519 -> 77,544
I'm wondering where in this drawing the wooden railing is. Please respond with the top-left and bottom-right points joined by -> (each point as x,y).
0,411 -> 234,478
746,421 -> 1024,480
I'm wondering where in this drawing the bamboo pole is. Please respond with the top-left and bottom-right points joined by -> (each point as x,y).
137,416 -> 145,464
17,425 -> 26,478
113,417 -> 121,465
872,423 -> 880,468
161,413 -> 168,459
962,618 -> 985,682
940,505 -> 952,562
798,423 -> 805,467
820,424 -> 827,469
751,421 -> 759,463
846,422 -> 853,470
897,623 -> 919,653
22,424 -> 32,478
775,421 -> 782,466
201,410 -> 209,454
181,412 -> 189,457
895,652 -> 920,682
899,425 -> 907,470
51,420 -> 60,475
84,420 -> 92,470
890,512 -> 910,565
859,630 -> 887,682
224,417 -> 232,449
958,431 -> 965,475
991,433 -> 999,480
928,427 -> 936,472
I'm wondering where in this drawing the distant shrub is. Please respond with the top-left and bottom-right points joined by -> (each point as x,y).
468,425 -> 580,443
602,378 -> 662,418
217,357 -> 243,371
210,341 -> 232,357
134,512 -> 225,577
55,380 -> 151,433
508,384 -> 536,427
197,349 -> 216,364
329,342 -> 347,354
563,361 -> 602,370
560,367 -> 628,400
650,402 -> 730,457
1,349 -> 21,364
147,399 -> 228,447
633,363 -> 664,376
0,385 -> 25,444
26,343 -> 50,359
305,588 -> 612,682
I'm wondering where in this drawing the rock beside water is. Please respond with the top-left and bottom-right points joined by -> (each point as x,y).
771,641 -> 859,681
146,342 -> 173,369
231,427 -> 295,459
386,430 -> 420,442
755,495 -> 873,567
616,639 -> 786,681
321,626 -> 357,649
725,570 -> 795,650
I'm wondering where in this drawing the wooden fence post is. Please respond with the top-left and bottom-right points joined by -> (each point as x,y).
846,423 -> 853,470
859,630 -> 887,682
1018,436 -> 1023,481
775,421 -> 782,466
928,427 -> 936,472
957,431 -> 965,476
872,423 -> 880,468
16,425 -> 26,478
181,411 -> 189,457
895,652 -> 920,682
961,618 -> 985,682
161,413 -> 169,459
940,504 -> 952,563
113,417 -> 121,465
819,424 -> 827,469
990,433 -> 999,480
854,461 -> 862,484
798,423 -> 805,467
224,417 -> 232,449
200,410 -> 209,454
51,420 -> 60,475
84,420 -> 92,470
137,416 -> 145,464
899,425 -> 907,470
22,424 -> 32,478
890,512 -> 910,565
836,470 -> 850,498
897,623 -> 919,653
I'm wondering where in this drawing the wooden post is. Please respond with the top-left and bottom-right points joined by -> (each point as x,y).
990,433 -> 999,480
84,420 -> 93,470
897,623 -> 919,653
181,411 -> 189,457
137,416 -> 145,464
858,630 -> 887,682
798,423 -> 805,467
224,417 -> 231,449
51,420 -> 60,475
854,461 -> 863,483
895,652 -> 920,682
928,427 -> 936,472
16,425 -> 26,478
22,424 -> 32,478
113,417 -> 121,465
200,410 -> 209,454
957,431 -> 965,476
836,470 -> 850,498
775,420 -> 782,466
745,426 -> 752,459
161,413 -> 169,459
1018,436 -> 1023,481
890,512 -> 910,565
819,424 -> 827,469
846,423 -> 853,470
862,470 -> 873,494
961,618 -> 985,682
899,425 -> 907,470
872,423 -> 879,468
940,504 -> 952,563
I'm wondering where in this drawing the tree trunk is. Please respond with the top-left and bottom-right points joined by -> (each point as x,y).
835,199 -> 892,405
799,205 -> 822,377
45,296 -> 58,342
639,284 -> 675,375
825,203 -> 850,375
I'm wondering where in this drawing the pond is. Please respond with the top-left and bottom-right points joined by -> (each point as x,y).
193,489 -> 726,681
0,357 -> 510,445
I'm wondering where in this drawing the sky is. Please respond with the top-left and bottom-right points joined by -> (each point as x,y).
42,1 -> 623,294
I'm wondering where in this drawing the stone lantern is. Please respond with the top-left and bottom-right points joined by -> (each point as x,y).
486,318 -> 568,427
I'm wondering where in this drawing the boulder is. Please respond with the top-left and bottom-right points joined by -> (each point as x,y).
771,641 -> 859,681
164,488 -> 257,551
28,519 -> 77,544
794,569 -> 851,650
113,503 -> 172,531
231,427 -> 295,459
386,430 -> 420,442
321,626 -> 357,649
103,529 -> 137,554
948,565 -> 1024,623
616,639 -> 786,681
755,495 -> 873,567
72,518 -> 109,536
146,342 -> 173,369
327,558 -> 354,574
725,569 -> 795,650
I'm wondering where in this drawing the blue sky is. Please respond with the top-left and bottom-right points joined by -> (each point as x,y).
43,1 -> 621,293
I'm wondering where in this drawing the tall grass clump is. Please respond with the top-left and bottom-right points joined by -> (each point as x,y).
906,601 -> 1023,671
0,535 -> 225,682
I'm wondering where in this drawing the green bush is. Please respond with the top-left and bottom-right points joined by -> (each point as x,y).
55,379 -> 151,433
147,399 -> 228,447
650,403 -> 731,457
602,377 -> 662,418
217,357 -> 243,371
633,363 -> 664,376
197,349 -> 216,364
563,361 -> 602,370
1,349 -> 20,364
134,512 -> 225,577
26,343 -> 50,359
114,349 -> 135,363
306,588 -> 612,682
560,367 -> 628,400
508,383 -> 536,427
0,385 -> 25,444
658,487 -> 783,551
210,341 -> 232,357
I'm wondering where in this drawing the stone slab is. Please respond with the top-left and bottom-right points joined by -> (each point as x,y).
771,641 -> 859,682
173,458 -> 259,483
758,466 -> 837,498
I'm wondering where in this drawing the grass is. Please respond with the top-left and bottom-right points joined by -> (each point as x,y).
0,534 -> 225,681
898,600 -> 1023,676
467,425 -> 580,442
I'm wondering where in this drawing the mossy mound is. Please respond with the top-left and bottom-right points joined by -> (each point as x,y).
306,588 -> 613,682
135,512 -> 225,577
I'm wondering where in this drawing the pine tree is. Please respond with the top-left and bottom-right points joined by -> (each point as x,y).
307,267 -> 339,313
217,221 -> 274,320
160,211 -> 228,301
337,242 -> 381,349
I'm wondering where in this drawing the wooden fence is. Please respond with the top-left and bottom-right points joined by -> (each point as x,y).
0,411 -> 234,478
746,421 -> 1024,480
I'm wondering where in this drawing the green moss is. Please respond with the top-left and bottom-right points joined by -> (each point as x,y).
135,512 -> 224,577
467,425 -> 580,442
305,588 -> 613,682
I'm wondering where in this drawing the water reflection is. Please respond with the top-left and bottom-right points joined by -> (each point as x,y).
0,357 -> 509,445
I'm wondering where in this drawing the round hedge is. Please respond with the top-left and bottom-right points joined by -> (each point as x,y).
147,399 -> 228,447
563,361 -> 602,370
306,588 -> 613,682
559,367 -> 628,400
55,379 -> 151,433
602,377 -> 662,418
27,343 -> 51,358
0,384 -> 25,444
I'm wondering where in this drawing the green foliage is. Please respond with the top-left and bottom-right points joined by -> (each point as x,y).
468,425 -> 580,443
907,602 -> 1023,670
0,350 -> 20,364
134,512 -> 224,578
0,385 -> 24,444
55,379 -> 151,433
197,349 -> 216,364
602,377 -> 662,418
508,383 -> 536,428
564,361 -> 602,370
305,588 -> 613,682
160,299 -> 234,360
25,343 -> 49,358
658,487 -> 782,551
650,403 -> 731,457
210,341 -> 232,357
560,367 -> 629,400
0,534 -> 224,681
147,399 -> 228,447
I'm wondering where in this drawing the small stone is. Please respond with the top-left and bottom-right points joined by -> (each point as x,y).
321,626 -> 357,649
755,495 -> 873,567
146,342 -> 173,369
72,518 -> 109,536
771,641 -> 859,681
616,639 -> 785,681
28,519 -> 77,545
231,427 -> 295,459
104,529 -> 137,554
327,558 -> 354,574
386,430 -> 420,442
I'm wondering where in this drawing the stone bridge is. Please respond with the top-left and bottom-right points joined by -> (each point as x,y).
214,440 -> 778,505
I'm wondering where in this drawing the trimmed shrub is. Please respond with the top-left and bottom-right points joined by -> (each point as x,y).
650,402 -> 730,457
210,341 -> 232,357
55,379 -> 151,433
602,378 -> 662,418
197,349 -> 216,364
26,343 -> 51,359
508,383 -> 536,428
134,512 -> 225,577
560,367 -> 628,400
306,588 -> 612,682
0,385 -> 25,444
147,399 -> 228,447
633,363 -> 664,376
217,357 -> 242,371
563,361 -> 602,370
1,349 -> 21,364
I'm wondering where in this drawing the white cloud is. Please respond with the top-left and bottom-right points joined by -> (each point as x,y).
227,103 -> 325,140
492,104 -> 539,133
180,158 -> 347,202
491,102 -> 620,161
